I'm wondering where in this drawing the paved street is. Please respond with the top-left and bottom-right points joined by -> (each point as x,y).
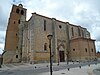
0,61 -> 100,75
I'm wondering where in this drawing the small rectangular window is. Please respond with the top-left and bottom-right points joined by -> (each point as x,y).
16,55 -> 18,58
44,20 -> 46,31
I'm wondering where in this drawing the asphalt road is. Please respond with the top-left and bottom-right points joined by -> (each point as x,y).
0,61 -> 100,75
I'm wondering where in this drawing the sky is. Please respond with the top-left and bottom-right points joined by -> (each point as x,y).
0,0 -> 100,54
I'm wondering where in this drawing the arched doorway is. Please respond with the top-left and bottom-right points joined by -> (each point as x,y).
58,45 -> 65,62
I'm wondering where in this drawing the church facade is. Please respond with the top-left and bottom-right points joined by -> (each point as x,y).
3,4 -> 96,64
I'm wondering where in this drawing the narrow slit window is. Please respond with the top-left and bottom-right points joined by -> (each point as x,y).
16,46 -> 18,49
85,48 -> 87,52
72,27 -> 74,36
44,43 -> 47,51
91,49 -> 93,52
16,33 -> 17,36
14,21 -> 15,24
82,30 -> 84,37
18,20 -> 20,24
44,20 -> 46,31
78,28 -> 81,36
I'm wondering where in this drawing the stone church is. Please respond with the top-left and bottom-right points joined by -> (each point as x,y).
3,4 -> 96,64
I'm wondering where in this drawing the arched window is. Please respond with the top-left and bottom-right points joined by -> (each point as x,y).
91,49 -> 93,52
16,8 -> 20,14
21,10 -> 24,15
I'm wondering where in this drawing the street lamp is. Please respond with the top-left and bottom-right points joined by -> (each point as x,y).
47,34 -> 53,75
57,47 -> 60,65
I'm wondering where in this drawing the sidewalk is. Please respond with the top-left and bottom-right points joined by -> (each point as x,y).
40,64 -> 100,75
0,62 -> 78,70
0,62 -> 80,74
0,62 -> 100,75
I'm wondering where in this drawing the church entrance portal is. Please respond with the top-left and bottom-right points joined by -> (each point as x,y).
59,51 -> 65,62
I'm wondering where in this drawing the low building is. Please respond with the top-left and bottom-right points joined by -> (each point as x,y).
96,52 -> 100,60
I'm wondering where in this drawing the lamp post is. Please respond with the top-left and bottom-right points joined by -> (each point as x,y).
0,56 -> 1,68
47,34 -> 53,75
66,51 -> 69,65
57,47 -> 59,65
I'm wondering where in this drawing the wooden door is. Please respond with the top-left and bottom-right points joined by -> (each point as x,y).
59,51 -> 65,62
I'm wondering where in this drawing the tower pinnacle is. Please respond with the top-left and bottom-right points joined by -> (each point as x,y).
19,3 -> 23,7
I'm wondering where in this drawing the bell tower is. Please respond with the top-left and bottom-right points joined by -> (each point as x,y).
3,4 -> 27,63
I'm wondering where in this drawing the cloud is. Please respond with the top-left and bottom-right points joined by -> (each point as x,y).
92,27 -> 100,41
0,0 -> 11,54
0,0 -> 12,31
0,0 -> 100,54
0,31 -> 6,43
0,43 -> 4,53
96,42 -> 100,52
23,0 -> 100,52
